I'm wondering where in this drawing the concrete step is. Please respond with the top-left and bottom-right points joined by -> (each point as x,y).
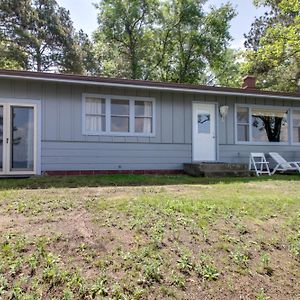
183,162 -> 251,177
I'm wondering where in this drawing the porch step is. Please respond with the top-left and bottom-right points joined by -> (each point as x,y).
183,162 -> 251,177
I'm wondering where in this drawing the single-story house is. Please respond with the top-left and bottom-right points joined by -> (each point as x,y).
0,69 -> 299,176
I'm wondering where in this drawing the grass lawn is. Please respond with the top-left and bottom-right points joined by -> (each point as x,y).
0,174 -> 299,299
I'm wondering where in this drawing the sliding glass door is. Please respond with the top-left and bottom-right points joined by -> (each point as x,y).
0,102 -> 38,175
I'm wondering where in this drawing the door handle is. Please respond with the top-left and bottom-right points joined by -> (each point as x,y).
6,138 -> 9,144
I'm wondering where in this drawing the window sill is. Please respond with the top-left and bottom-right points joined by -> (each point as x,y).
235,141 -> 291,146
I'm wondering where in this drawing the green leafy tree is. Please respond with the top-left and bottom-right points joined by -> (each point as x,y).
0,41 -> 23,69
244,0 -> 300,92
0,0 -> 95,74
202,49 -> 243,88
94,0 -> 236,83
159,0 -> 236,84
94,0 -> 159,79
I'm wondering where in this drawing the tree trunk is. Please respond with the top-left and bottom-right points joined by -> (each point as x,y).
36,47 -> 42,72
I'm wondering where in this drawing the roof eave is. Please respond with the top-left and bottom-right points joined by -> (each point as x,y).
0,73 -> 299,101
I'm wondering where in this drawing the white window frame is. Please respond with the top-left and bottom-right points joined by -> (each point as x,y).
82,93 -> 156,137
234,103 -> 300,145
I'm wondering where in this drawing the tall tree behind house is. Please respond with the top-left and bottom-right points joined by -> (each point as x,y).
0,0 -> 95,74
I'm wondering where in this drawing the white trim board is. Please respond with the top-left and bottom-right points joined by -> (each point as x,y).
1,74 -> 300,101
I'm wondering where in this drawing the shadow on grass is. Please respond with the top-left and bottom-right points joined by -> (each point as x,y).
0,173 -> 299,190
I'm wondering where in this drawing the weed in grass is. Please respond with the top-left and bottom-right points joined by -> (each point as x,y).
78,242 -> 88,252
142,259 -> 163,284
62,288 -> 74,300
259,252 -> 274,276
231,247 -> 250,270
177,251 -> 194,274
11,284 -> 24,299
111,283 -> 123,300
268,236 -> 282,250
90,275 -> 109,297
170,271 -> 186,289
256,288 -> 269,300
0,275 -> 8,295
150,220 -> 165,247
42,264 -> 62,286
195,254 -> 220,281
288,232 -> 300,260
9,257 -> 23,277
160,285 -> 175,298
196,263 -> 220,281
132,286 -> 145,300
28,253 -> 39,275
35,236 -> 50,257
236,222 -> 248,235
66,272 -> 86,295
223,234 -> 240,245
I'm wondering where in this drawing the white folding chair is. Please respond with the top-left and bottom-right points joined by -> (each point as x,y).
249,153 -> 271,176
269,152 -> 300,175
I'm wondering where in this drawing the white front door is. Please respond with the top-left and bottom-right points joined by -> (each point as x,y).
192,103 -> 217,161
0,101 -> 40,176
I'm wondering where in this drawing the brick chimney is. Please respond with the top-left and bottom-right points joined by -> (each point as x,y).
242,75 -> 256,89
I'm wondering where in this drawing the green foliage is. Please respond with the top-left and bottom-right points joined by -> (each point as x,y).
244,0 -> 300,92
90,276 -> 109,297
0,0 -> 95,74
143,259 -> 163,284
177,251 -> 194,274
94,0 -> 236,84
0,275 -> 8,295
0,41 -> 22,70
231,247 -> 250,269
208,48 -> 244,88
288,232 -> 300,260
256,288 -> 269,300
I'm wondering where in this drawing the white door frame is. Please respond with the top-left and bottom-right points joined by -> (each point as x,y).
0,98 -> 41,176
192,101 -> 219,162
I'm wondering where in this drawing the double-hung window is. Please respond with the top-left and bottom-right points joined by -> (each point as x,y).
236,107 -> 250,142
236,105 -> 291,144
83,94 -> 155,136
135,101 -> 153,134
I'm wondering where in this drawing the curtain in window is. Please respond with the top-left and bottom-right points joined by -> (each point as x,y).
143,102 -> 152,133
85,98 -> 105,132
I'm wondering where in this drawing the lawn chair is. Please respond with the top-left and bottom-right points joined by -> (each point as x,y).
249,153 -> 271,176
269,152 -> 300,175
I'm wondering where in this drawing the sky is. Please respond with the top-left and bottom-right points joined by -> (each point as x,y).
56,0 -> 267,49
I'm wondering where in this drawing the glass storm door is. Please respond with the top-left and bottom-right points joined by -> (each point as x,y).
0,103 -> 37,175
192,103 -> 217,161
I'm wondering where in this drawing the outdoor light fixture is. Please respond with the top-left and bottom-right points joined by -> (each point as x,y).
220,105 -> 229,121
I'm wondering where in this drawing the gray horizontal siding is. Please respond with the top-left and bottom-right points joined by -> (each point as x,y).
41,141 -> 192,171
2,78 -> 300,172
3,79 -> 195,144
219,144 -> 300,168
